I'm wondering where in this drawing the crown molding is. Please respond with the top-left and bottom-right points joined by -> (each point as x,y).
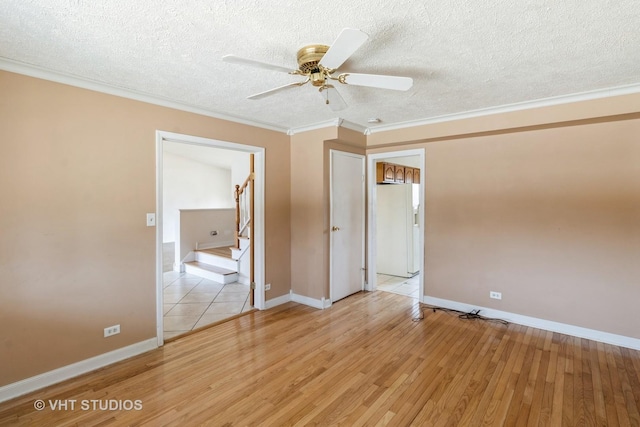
287,118 -> 368,135
6,58 -> 638,139
338,119 -> 368,134
0,58 -> 289,134
367,83 -> 640,134
287,118 -> 342,135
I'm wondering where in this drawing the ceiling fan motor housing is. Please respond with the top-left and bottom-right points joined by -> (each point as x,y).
297,44 -> 330,86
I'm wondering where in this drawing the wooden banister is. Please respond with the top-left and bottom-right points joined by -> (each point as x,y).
234,154 -> 255,307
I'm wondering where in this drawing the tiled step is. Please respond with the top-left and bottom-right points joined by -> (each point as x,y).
183,261 -> 238,284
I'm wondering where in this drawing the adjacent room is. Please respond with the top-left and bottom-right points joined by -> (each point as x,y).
1,0 -> 639,424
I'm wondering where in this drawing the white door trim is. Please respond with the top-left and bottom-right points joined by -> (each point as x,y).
367,149 -> 425,303
155,131 -> 266,346
329,150 -> 366,303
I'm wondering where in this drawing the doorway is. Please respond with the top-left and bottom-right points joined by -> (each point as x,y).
367,149 -> 425,302
155,131 -> 266,345
330,150 -> 365,302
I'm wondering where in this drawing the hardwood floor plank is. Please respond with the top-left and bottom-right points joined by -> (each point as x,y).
605,343 -> 633,426
453,326 -> 512,426
587,339 -> 608,427
415,326 -> 492,425
614,345 -> 640,426
536,335 -> 558,426
474,326 -> 524,426
427,328 -> 503,426
580,338 -> 597,426
526,339 -> 551,426
1,291 -> 639,426
395,315 -> 481,425
573,336 -> 586,425
621,347 -> 640,418
504,327 -> 540,426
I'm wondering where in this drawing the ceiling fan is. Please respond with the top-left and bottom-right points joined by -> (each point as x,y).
222,28 -> 413,111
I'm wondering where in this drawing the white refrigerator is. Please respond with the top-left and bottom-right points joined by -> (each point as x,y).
376,183 -> 420,277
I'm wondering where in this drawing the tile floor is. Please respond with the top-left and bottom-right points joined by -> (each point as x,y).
163,271 -> 252,340
376,273 -> 420,299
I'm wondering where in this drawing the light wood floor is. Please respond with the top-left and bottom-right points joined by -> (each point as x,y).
1,291 -> 639,426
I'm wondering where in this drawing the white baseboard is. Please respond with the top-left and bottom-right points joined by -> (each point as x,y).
0,338 -> 158,403
291,292 -> 326,310
265,293 -> 291,309
265,293 -> 332,310
423,296 -> 640,351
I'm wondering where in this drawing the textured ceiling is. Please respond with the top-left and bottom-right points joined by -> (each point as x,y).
2,0 -> 640,133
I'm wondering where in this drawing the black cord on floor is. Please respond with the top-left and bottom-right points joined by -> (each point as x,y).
412,304 -> 509,325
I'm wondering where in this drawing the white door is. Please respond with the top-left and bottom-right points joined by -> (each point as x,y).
330,150 -> 365,302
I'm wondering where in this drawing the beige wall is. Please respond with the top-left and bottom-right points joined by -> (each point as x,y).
370,108 -> 640,339
0,71 -> 291,386
289,127 -> 366,301
367,93 -> 640,146
176,209 -> 236,267
162,151 -> 235,243
290,128 -> 335,300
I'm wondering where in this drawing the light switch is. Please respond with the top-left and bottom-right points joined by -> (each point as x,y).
146,213 -> 156,227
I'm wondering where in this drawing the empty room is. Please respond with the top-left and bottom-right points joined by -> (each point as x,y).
1,1 -> 639,425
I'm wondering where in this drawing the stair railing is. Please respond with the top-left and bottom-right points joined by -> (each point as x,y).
234,175 -> 252,248
234,154 -> 255,307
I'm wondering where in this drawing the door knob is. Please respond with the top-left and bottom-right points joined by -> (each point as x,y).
331,226 -> 340,231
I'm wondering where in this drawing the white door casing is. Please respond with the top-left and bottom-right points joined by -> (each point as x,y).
367,149 -> 425,302
155,131 -> 266,346
330,150 -> 365,302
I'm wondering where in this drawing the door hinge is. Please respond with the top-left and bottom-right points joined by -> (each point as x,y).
250,282 -> 256,290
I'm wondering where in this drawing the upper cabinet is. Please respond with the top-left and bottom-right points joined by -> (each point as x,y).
413,168 -> 420,184
376,162 -> 420,184
405,168 -> 414,184
381,163 -> 396,183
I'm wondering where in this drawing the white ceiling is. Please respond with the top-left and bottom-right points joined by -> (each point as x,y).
2,1 -> 639,134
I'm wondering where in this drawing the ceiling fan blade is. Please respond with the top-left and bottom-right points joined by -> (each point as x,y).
222,54 -> 296,74
247,80 -> 308,100
338,73 -> 413,91
319,28 -> 368,70
319,85 -> 347,111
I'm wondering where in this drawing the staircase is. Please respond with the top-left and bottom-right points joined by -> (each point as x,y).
183,236 -> 250,285
183,154 -> 254,293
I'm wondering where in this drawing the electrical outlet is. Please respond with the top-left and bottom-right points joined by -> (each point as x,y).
265,283 -> 271,291
489,291 -> 502,300
104,324 -> 120,337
